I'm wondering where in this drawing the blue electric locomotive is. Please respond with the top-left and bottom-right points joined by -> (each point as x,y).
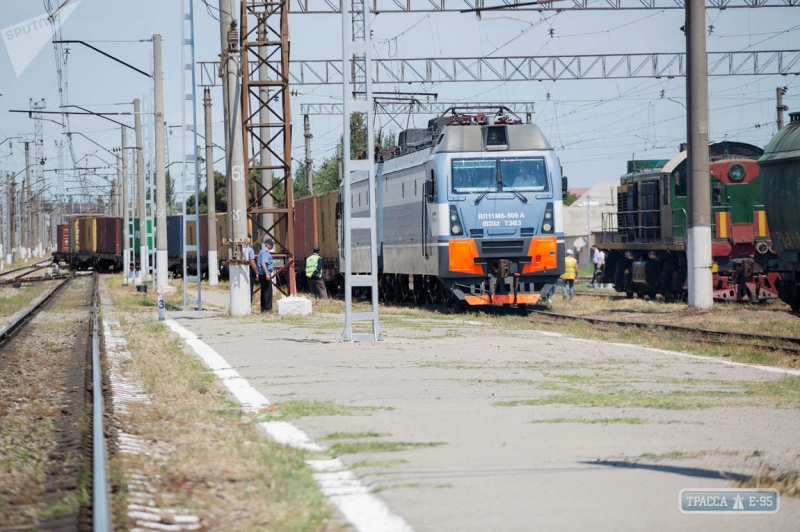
346,107 -> 566,306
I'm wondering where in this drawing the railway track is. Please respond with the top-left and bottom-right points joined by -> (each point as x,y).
0,259 -> 54,283
528,309 -> 800,354
0,272 -> 111,531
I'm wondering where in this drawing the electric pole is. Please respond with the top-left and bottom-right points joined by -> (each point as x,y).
686,0 -> 712,309
23,142 -> 31,256
122,126 -> 130,284
777,87 -> 789,130
7,175 -> 16,260
134,98 -> 148,282
220,0 -> 251,316
203,88 -> 219,286
153,34 -> 168,290
304,113 -> 313,193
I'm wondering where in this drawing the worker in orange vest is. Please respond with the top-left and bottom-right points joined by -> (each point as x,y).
561,249 -> 578,300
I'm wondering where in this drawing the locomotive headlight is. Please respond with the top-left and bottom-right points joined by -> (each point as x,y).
541,202 -> 554,234
728,163 -> 746,182
449,205 -> 465,236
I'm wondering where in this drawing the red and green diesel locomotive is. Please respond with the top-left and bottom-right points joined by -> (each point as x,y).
597,141 -> 780,302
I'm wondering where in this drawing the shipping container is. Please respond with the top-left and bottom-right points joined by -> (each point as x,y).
185,214 -> 209,260
132,218 -> 154,252
215,212 -> 229,259
293,195 -> 318,260
96,217 -> 122,255
166,215 -> 183,257
78,217 -> 97,253
57,224 -> 69,254
317,190 -> 339,260
69,219 -> 79,253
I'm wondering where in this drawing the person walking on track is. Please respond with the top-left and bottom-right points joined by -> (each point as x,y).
305,246 -> 328,299
561,249 -> 578,300
257,237 -> 275,313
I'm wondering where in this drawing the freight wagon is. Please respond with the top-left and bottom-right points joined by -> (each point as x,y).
54,216 -> 124,271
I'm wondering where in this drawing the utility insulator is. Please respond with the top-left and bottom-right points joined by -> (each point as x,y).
227,22 -> 238,51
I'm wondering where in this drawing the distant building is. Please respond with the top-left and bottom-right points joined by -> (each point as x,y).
563,181 -> 618,265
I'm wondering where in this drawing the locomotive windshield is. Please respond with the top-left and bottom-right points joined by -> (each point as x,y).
452,157 -> 548,194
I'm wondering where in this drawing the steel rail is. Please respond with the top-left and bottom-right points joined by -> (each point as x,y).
0,275 -> 73,347
529,309 -> 800,353
91,272 -> 111,531
0,274 -> 71,287
0,259 -> 53,281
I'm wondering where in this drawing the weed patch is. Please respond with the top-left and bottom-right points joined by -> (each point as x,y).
330,441 -> 444,455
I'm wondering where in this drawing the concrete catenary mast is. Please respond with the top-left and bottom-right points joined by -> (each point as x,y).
203,88 -> 219,286
134,98 -> 149,282
219,0 -> 251,315
685,0 -> 712,309
153,34 -> 169,290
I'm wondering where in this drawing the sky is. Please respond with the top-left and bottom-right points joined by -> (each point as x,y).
0,0 -> 798,207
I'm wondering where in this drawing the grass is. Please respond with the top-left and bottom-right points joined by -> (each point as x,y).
0,281 -> 58,320
494,383 -> 739,410
104,278 -> 343,532
256,400 -> 389,421
349,459 -> 409,469
639,449 -> 740,461
329,441 -> 444,456
321,431 -> 391,440
739,467 -> 800,497
370,482 -> 450,493
531,417 -> 650,424
494,375 -> 800,412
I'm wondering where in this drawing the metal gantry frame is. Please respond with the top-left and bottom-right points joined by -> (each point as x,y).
342,0 -> 381,342
240,0 -> 297,297
197,50 -> 800,86
287,0 -> 800,12
181,0 -> 202,310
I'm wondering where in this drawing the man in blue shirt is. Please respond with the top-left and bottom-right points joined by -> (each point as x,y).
246,235 -> 257,304
257,236 -> 275,312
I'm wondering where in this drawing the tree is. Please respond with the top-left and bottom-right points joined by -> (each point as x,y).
166,170 -> 176,214
564,191 -> 580,206
187,171 -> 228,214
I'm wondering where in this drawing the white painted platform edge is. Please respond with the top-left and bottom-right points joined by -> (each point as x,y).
164,319 -> 414,532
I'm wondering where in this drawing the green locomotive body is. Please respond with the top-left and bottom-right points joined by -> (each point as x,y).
758,112 -> 800,311
598,141 -> 780,302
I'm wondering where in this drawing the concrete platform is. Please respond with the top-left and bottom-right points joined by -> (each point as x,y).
165,307 -> 800,532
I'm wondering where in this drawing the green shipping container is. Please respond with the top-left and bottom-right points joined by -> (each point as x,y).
132,218 -> 154,252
